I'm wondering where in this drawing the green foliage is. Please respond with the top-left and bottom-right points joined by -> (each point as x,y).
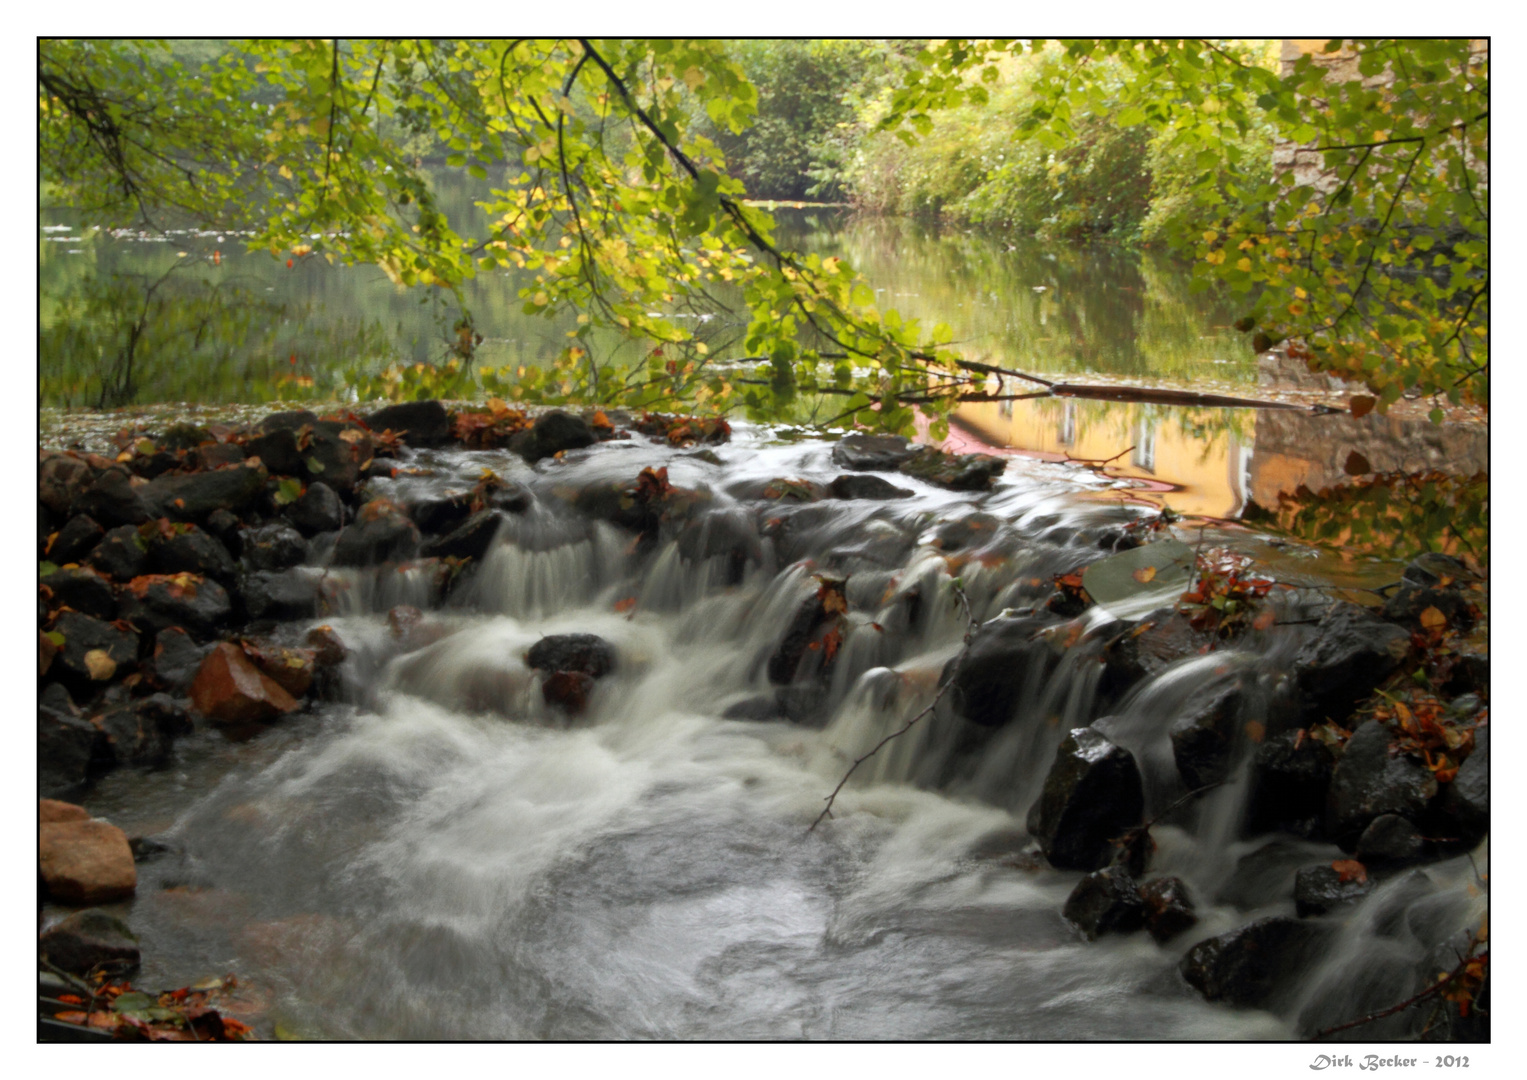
883,39 -> 1488,414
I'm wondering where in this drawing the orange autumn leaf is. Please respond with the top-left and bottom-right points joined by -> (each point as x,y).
613,597 -> 637,613
821,626 -> 843,664
1252,609 -> 1276,631
1132,566 -> 1157,584
1419,606 -> 1448,632
1332,859 -> 1368,884
1243,720 -> 1266,744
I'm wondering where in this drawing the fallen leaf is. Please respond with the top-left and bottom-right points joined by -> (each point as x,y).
1252,609 -> 1276,631
1243,720 -> 1266,743
1419,606 -> 1448,631
84,649 -> 118,681
1332,859 -> 1368,884
613,597 -> 637,613
1132,566 -> 1157,584
1349,395 -> 1377,418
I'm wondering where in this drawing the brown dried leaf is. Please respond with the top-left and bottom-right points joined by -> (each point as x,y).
1332,858 -> 1368,884
84,648 -> 118,681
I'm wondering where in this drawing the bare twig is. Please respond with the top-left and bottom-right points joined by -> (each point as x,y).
810,580 -> 977,831
1310,935 -> 1487,1040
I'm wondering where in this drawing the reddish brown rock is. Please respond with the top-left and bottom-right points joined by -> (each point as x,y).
189,641 -> 300,731
305,624 -> 349,668
543,671 -> 596,714
39,819 -> 137,904
40,798 -> 91,824
241,640 -> 317,698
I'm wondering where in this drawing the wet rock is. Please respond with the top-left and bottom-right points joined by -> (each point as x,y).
1098,608 -> 1211,702
1180,917 -> 1328,1008
39,818 -> 137,904
1216,838 -> 1318,910
242,426 -> 306,477
257,409 -> 319,434
898,446 -> 1006,491
1294,602 -> 1411,725
1438,725 -> 1488,841
1140,876 -> 1198,943
39,909 -> 140,976
525,633 -> 616,678
421,510 -> 502,561
765,577 -> 847,685
298,425 -> 364,494
305,624 -> 349,668
827,473 -> 915,501
120,573 -> 232,640
1355,814 -> 1426,866
47,611 -> 139,692
40,682 -> 77,716
1327,720 -> 1438,845
189,641 -> 300,732
48,514 -> 105,564
512,409 -> 595,463
944,613 -> 1056,728
1247,730 -> 1336,838
774,684 -> 830,726
144,628 -> 207,695
721,695 -> 784,722
41,567 -> 117,620
159,421 -> 217,449
1062,865 -> 1146,940
40,705 -> 107,797
204,508 -> 242,553
1294,863 -> 1375,917
41,798 -> 91,824
94,697 -> 176,767
70,466 -> 150,527
728,476 -> 828,503
542,670 -> 596,714
1169,680 -> 1245,791
148,523 -> 238,584
831,433 -> 918,472
1382,583 -> 1476,633
1026,727 -> 1145,871
366,399 -> 453,447
241,522 -> 309,571
1443,647 -> 1488,698
39,452 -> 98,517
240,640 -> 318,698
190,441 -> 246,470
675,510 -> 762,584
240,569 -> 322,621
824,518 -> 918,575
410,492 -> 474,535
332,498 -> 420,566
1401,552 -> 1474,589
142,461 -> 269,522
285,481 -> 344,536
86,525 -> 149,581
129,449 -> 182,479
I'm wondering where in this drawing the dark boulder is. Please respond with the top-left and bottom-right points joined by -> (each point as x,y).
765,577 -> 847,685
1026,727 -> 1145,871
1293,602 -> 1410,725
1062,865 -> 1146,940
69,467 -> 149,527
1382,583 -> 1476,633
41,567 -> 116,621
332,499 -> 420,566
239,569 -> 323,622
898,446 -> 1006,491
512,409 -> 595,463
1180,917 -> 1328,1008
146,627 -> 207,694
190,441 -> 246,470
1354,814 -> 1425,866
242,426 -> 306,476
366,399 -> 453,446
158,421 -> 216,448
421,510 -> 502,561
1326,720 -> 1438,845
119,574 -> 232,641
94,696 -> 180,767
1169,679 -> 1245,791
40,705 -> 108,797
831,433 -> 917,472
148,524 -> 238,584
828,473 -> 913,500
142,461 -> 269,522
39,453 -> 97,517
204,508 -> 242,555
48,514 -> 105,564
85,525 -> 149,582
129,449 -> 181,479
542,671 -> 596,714
1247,730 -> 1336,838
241,523 -> 309,571
1140,876 -> 1198,943
525,633 -> 616,678
675,510 -> 762,585
285,481 -> 344,536
38,909 -> 140,976
410,492 -> 474,535
944,614 -> 1056,728
775,684 -> 830,726
47,611 -> 139,692
1438,725 -> 1488,842
298,425 -> 364,494
722,695 -> 785,722
1401,552 -> 1474,589
1098,608 -> 1211,703
930,512 -> 1004,552
1294,863 -> 1375,917
256,409 -> 319,434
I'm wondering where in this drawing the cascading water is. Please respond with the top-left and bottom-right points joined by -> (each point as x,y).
75,423 -> 1486,1041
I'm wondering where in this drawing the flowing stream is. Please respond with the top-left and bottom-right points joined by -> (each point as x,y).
71,424 -> 1485,1040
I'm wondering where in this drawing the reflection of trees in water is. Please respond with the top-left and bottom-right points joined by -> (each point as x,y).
775,210 -> 1251,381
39,265 -> 402,408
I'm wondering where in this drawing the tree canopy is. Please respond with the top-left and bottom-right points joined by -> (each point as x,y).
39,38 -> 1487,429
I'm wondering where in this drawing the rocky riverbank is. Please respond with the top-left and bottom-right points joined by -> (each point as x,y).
38,399 -> 1487,1040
